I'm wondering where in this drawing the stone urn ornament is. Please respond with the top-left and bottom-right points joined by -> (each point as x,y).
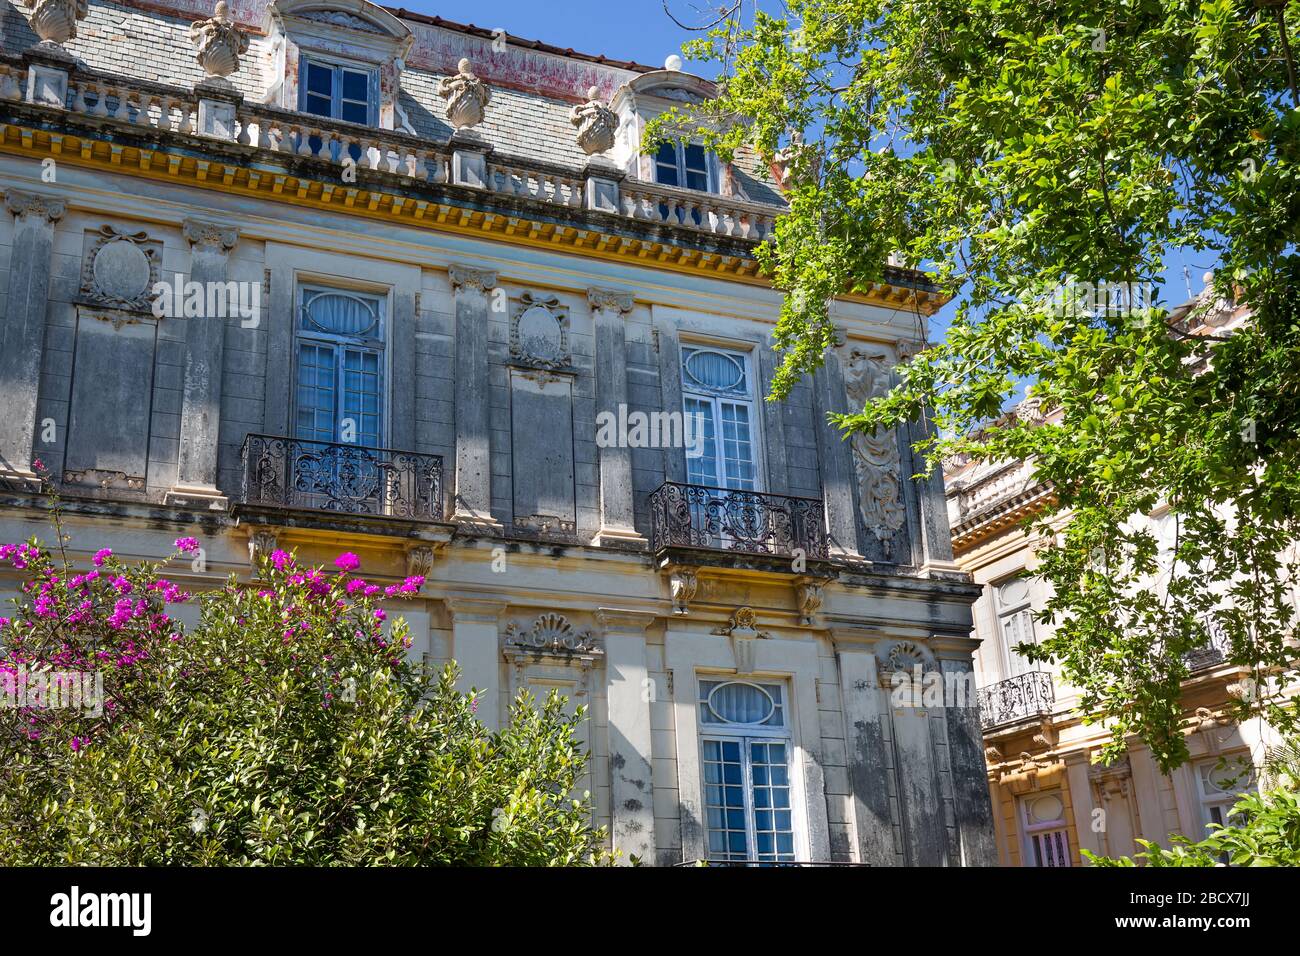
190,1 -> 249,79
24,0 -> 88,46
437,58 -> 491,130
570,86 -> 618,156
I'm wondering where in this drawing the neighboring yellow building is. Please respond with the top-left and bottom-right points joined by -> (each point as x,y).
943,286 -> 1291,866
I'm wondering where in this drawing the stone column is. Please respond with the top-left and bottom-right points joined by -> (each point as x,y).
449,264 -> 502,532
833,637 -> 897,866
446,598 -> 505,730
0,190 -> 64,487
167,219 -> 239,509
598,608 -> 657,864
812,352 -> 861,558
590,288 -> 645,546
653,310 -> 687,485
934,647 -> 999,865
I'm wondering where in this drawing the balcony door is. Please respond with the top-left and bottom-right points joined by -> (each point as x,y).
994,575 -> 1037,677
679,346 -> 768,550
681,345 -> 761,493
292,286 -> 387,512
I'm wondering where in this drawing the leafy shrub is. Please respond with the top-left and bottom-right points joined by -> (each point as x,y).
0,535 -> 610,865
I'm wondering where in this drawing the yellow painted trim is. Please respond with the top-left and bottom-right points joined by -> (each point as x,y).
0,121 -> 945,314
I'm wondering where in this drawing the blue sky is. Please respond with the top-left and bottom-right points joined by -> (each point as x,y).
399,0 -> 707,72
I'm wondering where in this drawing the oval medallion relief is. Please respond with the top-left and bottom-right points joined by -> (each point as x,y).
92,239 -> 152,304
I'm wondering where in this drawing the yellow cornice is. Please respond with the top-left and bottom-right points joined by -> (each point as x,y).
0,120 -> 944,313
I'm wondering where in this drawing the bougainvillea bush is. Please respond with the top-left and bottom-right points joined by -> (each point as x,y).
0,535 -> 609,865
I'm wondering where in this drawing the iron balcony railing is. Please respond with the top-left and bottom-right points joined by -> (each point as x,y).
239,434 -> 443,522
977,671 -> 1055,730
1185,618 -> 1234,671
648,481 -> 829,560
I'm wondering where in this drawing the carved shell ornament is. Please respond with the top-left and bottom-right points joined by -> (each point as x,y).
438,58 -> 491,130
504,613 -> 596,653
570,86 -> 618,156
190,1 -> 249,79
25,0 -> 88,46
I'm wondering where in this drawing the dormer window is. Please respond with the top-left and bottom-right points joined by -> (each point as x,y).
612,67 -> 727,194
300,56 -> 377,125
654,141 -> 711,192
264,0 -> 412,131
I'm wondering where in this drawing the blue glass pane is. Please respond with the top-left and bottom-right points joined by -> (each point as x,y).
306,63 -> 332,95
341,69 -> 368,102
341,100 -> 368,125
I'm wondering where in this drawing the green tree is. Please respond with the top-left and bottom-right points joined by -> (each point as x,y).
0,528 -> 610,865
652,0 -> 1300,771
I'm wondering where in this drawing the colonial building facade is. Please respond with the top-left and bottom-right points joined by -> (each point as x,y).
944,285 -> 1286,866
0,0 -> 995,864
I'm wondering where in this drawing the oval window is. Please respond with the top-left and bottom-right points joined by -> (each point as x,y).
302,291 -> 380,337
707,681 -> 774,725
1026,793 -> 1064,825
684,349 -> 744,392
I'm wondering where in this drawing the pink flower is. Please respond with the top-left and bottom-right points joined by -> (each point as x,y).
92,548 -> 113,567
70,736 -> 88,752
345,579 -> 367,595
270,549 -> 293,570
174,536 -> 200,554
334,552 -> 360,572
374,609 -> 386,622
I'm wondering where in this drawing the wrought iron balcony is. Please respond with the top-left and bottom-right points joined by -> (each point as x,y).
977,671 -> 1055,730
1185,618 -> 1234,671
238,434 -> 443,522
648,481 -> 829,561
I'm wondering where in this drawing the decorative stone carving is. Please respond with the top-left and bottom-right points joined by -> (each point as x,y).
588,287 -> 634,315
24,0 -> 87,46
437,58 -> 491,129
78,226 -> 160,315
61,469 -> 144,492
247,529 -> 278,567
669,567 -> 697,615
570,86 -> 618,156
875,639 -> 933,686
447,263 -> 498,293
841,347 -> 906,542
405,545 -> 435,580
504,613 -> 598,654
183,218 -> 239,251
770,130 -> 821,193
5,189 -> 66,224
510,293 -> 571,369
712,607 -> 771,675
297,9 -> 385,33
513,514 -> 577,538
190,2 -> 249,79
794,580 -> 824,626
